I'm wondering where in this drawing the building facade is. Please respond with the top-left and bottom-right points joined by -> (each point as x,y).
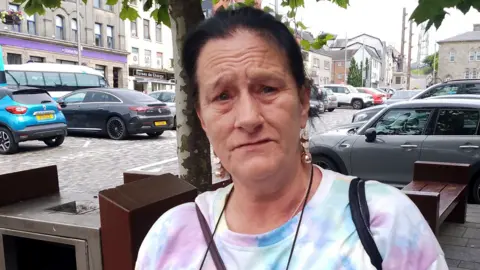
125,0 -> 175,93
0,0 -> 128,87
303,49 -> 332,85
327,49 -> 356,84
438,24 -> 480,81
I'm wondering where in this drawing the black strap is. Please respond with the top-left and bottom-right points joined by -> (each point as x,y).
195,204 -> 227,270
349,178 -> 383,270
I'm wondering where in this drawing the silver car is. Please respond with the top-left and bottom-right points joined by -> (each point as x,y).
149,90 -> 176,128
310,98 -> 480,203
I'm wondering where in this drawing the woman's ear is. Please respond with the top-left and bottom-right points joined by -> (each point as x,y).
196,107 -> 207,131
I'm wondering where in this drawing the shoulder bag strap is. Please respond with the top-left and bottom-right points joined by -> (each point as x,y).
349,178 -> 383,270
195,203 -> 227,270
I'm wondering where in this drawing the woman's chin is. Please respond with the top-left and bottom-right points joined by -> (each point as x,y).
231,155 -> 280,180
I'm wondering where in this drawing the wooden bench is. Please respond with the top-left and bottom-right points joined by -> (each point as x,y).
402,161 -> 471,235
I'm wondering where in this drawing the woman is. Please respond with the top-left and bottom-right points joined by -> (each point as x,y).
136,7 -> 448,270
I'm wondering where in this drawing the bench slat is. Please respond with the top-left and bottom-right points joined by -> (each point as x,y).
439,184 -> 466,219
420,182 -> 447,193
403,181 -> 427,191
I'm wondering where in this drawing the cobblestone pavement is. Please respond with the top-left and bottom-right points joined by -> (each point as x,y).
0,108 -> 356,194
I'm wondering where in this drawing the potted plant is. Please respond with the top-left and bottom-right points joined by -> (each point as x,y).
1,10 -> 24,25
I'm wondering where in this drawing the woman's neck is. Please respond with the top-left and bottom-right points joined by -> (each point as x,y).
225,163 -> 321,234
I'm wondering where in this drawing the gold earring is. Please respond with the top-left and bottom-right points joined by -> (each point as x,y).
300,129 -> 312,164
213,152 -> 228,178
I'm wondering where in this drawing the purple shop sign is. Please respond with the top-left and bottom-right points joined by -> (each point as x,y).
0,36 -> 127,63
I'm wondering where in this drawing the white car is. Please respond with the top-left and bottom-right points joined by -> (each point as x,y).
321,84 -> 374,110
149,90 -> 177,127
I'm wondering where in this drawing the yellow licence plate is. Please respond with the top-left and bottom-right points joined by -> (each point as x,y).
36,114 -> 54,120
154,121 -> 167,126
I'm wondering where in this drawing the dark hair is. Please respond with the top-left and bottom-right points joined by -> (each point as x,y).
182,6 -> 306,103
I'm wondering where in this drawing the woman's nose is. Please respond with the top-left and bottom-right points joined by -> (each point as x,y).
233,93 -> 263,133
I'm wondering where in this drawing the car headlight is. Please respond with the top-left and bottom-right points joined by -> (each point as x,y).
353,113 -> 368,122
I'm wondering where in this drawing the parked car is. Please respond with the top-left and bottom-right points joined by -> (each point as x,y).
321,84 -> 373,109
149,90 -> 176,128
385,90 -> 422,105
309,85 -> 325,116
352,104 -> 387,122
378,87 -> 396,96
357,88 -> 387,105
57,88 -> 174,140
310,98 -> 480,203
427,94 -> 480,100
0,86 -> 67,154
318,87 -> 337,112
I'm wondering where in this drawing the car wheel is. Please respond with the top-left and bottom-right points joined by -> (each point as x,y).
312,155 -> 339,172
328,108 -> 335,112
471,176 -> 480,204
106,117 -> 128,140
0,127 -> 18,154
147,131 -> 164,138
351,100 -> 364,110
44,135 -> 65,147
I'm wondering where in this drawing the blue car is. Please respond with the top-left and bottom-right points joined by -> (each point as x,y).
0,86 -> 67,154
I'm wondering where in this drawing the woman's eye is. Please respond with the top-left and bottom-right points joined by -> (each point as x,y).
262,86 -> 277,94
215,92 -> 230,101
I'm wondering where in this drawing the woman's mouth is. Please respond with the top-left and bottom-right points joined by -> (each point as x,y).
234,139 -> 273,150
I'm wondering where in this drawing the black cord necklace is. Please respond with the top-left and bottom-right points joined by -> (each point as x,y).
199,165 -> 315,270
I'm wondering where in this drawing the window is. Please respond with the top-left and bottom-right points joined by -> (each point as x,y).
94,0 -> 100,8
144,49 -> 151,67
56,59 -> 77,65
470,51 -> 476,61
76,74 -> 101,86
158,92 -> 175,102
71,19 -> 78,42
104,0 -> 113,11
170,58 -> 174,68
465,68 -> 470,79
337,62 -> 343,67
156,24 -> 162,43
143,19 -> 150,40
156,52 -> 163,69
8,4 -> 20,32
477,51 -> 480,61
434,110 -> 480,136
373,109 -> 432,136
43,72 -> 62,86
29,56 -> 44,63
60,73 -> 77,86
337,73 -> 343,79
313,58 -> 319,68
301,51 -> 309,61
461,83 -> 480,94
474,68 -> 478,79
55,15 -> 65,40
324,61 -> 330,70
449,51 -> 455,62
95,23 -> 102,46
7,53 -> 22,64
422,84 -> 461,98
27,14 -> 36,35
25,72 -> 45,86
95,65 -> 106,77
104,94 -> 121,102
395,76 -> 401,84
107,25 -> 114,48
64,92 -> 86,103
131,20 -> 138,37
5,71 -> 27,85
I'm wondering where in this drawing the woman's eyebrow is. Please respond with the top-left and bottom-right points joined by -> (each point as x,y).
246,68 -> 284,81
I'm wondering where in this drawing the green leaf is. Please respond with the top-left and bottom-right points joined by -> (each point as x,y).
153,4 -> 170,27
119,5 -> 139,21
287,9 -> 296,18
156,0 -> 168,4
456,0 -> 471,14
331,0 -> 349,9
300,40 -> 310,50
263,6 -> 274,13
106,0 -> 119,6
23,0 -> 48,15
143,0 -> 153,12
296,21 -> 307,30
244,0 -> 256,6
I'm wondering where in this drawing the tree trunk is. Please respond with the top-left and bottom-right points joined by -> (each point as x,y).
169,0 -> 212,192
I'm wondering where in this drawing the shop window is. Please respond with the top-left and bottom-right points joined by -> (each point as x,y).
55,15 -> 65,40
30,56 -> 44,63
7,53 -> 22,64
95,23 -> 102,46
71,19 -> 78,42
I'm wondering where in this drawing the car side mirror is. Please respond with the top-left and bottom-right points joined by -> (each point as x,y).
365,128 -> 377,143
57,100 -> 67,108
345,90 -> 350,94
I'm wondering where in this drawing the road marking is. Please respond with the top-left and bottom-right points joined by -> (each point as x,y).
146,166 -> 165,172
83,140 -> 91,148
127,157 -> 178,171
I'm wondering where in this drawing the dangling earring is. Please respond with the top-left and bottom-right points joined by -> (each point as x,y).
300,129 -> 312,164
213,152 -> 229,179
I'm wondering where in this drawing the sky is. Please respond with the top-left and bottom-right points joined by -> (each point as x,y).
262,0 -> 480,62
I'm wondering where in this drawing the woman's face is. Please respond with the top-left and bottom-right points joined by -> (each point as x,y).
196,30 -> 309,181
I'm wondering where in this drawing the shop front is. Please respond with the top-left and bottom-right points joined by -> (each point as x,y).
0,34 -> 128,88
128,67 -> 175,93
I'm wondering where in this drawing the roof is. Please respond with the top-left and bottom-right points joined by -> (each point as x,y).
330,38 -> 347,48
364,46 -> 381,61
438,31 -> 480,43
0,85 -> 43,92
5,63 -> 104,77
325,49 -> 358,61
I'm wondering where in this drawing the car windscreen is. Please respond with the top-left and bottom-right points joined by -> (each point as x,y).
118,90 -> 161,103
11,89 -> 54,105
347,86 -> 358,93
390,91 -> 419,99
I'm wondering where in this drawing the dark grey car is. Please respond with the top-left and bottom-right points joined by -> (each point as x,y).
310,99 -> 480,203
58,88 -> 174,139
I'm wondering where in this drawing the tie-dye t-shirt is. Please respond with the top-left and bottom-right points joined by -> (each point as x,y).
135,167 -> 448,270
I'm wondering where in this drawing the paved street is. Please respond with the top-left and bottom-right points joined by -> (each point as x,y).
0,108 -> 356,194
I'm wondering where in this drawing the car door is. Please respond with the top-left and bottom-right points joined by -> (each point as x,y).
350,108 -> 434,185
60,91 -> 87,128
420,108 -> 480,165
78,91 -> 110,131
335,86 -> 350,104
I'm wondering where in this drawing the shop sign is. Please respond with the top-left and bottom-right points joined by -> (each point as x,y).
134,69 -> 165,80
61,48 -> 79,55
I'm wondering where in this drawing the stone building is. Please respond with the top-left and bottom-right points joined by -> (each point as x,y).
0,0 -> 128,87
438,24 -> 480,81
